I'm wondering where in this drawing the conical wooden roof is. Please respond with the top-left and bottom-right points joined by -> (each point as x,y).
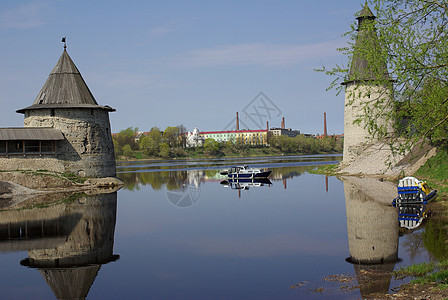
39,266 -> 100,299
17,49 -> 114,113
344,3 -> 391,84
356,2 -> 375,21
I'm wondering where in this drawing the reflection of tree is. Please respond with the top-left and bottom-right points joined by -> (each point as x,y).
119,170 -> 189,191
205,169 -> 218,177
119,163 -> 331,191
423,218 -> 448,261
270,165 -> 313,180
400,229 -> 426,262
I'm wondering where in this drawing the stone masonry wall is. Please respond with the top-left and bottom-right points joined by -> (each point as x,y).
20,108 -> 116,177
343,82 -> 393,164
0,156 -> 65,173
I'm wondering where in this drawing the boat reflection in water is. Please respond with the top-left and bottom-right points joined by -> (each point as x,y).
0,191 -> 119,299
118,164 -> 313,191
395,202 -> 427,230
342,176 -> 399,299
220,178 -> 272,190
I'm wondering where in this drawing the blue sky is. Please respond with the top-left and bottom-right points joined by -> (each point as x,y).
0,0 -> 366,135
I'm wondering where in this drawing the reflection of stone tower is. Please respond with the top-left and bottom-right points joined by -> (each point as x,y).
7,192 -> 120,299
16,47 -> 116,177
342,176 -> 398,298
342,3 -> 393,164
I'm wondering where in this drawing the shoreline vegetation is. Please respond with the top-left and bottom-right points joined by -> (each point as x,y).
113,126 -> 343,161
313,147 -> 448,298
311,147 -> 448,200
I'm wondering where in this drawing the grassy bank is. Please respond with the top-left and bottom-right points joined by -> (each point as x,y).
313,147 -> 448,296
414,148 -> 448,200
116,147 -> 342,161
309,147 -> 448,199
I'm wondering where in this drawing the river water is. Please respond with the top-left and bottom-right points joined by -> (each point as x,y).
0,154 -> 440,299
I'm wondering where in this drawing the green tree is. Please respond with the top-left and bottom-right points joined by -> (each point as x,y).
113,139 -> 122,156
163,126 -> 180,147
177,124 -> 187,148
203,138 -> 220,155
159,142 -> 171,158
139,127 -> 162,156
122,144 -> 132,157
320,1 -> 448,151
234,137 -> 247,150
114,127 -> 139,150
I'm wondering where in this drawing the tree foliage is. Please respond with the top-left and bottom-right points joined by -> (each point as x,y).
114,126 -> 342,159
203,138 -> 221,155
114,127 -> 139,150
320,0 -> 448,150
163,126 -> 180,147
139,127 -> 162,156
269,135 -> 342,154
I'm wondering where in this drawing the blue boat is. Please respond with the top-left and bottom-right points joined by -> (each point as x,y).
220,165 -> 271,179
392,176 -> 437,205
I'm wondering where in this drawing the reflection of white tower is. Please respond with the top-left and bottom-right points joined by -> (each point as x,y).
186,127 -> 204,147
342,176 -> 398,298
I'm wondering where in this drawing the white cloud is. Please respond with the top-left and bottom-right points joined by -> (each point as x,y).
147,18 -> 195,38
148,25 -> 175,38
1,1 -> 52,29
161,41 -> 344,67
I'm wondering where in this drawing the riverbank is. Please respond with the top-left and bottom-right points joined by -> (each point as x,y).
116,148 -> 343,162
0,170 -> 123,204
312,147 -> 448,199
312,147 -> 448,298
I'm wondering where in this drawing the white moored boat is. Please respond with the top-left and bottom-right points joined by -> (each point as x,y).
219,165 -> 271,179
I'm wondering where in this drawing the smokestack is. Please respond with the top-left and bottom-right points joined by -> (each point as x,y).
324,112 -> 328,136
266,121 -> 269,131
281,117 -> 285,129
236,112 -> 239,131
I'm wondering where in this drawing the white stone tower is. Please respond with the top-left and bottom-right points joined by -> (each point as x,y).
342,3 -> 393,164
17,46 -> 116,177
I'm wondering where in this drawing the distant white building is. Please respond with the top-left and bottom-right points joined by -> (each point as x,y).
186,127 -> 205,147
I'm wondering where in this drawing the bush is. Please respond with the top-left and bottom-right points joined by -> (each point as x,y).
122,144 -> 133,157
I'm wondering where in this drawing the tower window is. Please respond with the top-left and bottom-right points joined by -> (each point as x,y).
51,109 -> 55,116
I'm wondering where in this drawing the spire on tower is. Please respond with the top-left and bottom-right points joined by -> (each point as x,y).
61,36 -> 67,51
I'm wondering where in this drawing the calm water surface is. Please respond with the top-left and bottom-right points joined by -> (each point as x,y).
0,154 -> 440,299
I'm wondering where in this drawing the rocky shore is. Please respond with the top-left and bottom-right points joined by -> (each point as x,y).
338,141 -> 437,178
0,171 -> 123,203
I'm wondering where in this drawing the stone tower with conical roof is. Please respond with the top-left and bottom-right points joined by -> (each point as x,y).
342,3 -> 394,164
16,47 -> 116,177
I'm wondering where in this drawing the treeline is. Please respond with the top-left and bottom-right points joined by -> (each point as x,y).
113,126 -> 187,159
112,126 -> 343,159
269,135 -> 343,154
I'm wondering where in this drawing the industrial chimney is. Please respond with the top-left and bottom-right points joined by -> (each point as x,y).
324,112 -> 328,136
266,121 -> 269,131
281,117 -> 285,129
236,112 -> 239,131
